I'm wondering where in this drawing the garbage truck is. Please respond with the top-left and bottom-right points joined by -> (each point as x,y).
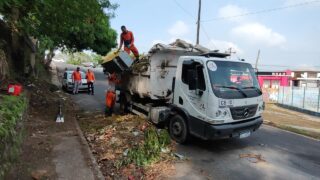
102,39 -> 264,143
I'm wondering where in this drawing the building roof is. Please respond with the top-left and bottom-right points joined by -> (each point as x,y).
290,67 -> 320,72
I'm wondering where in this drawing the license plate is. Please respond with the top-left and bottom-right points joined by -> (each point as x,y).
239,131 -> 251,139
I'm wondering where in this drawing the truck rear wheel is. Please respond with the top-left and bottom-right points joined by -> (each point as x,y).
169,115 -> 189,144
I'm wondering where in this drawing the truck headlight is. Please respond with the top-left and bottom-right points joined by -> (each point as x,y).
215,109 -> 229,119
215,110 -> 222,117
258,102 -> 265,112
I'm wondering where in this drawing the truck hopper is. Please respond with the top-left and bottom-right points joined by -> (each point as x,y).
101,51 -> 133,74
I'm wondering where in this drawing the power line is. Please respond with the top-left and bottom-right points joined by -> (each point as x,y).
202,0 -> 320,22
172,0 -> 195,18
200,24 -> 217,49
172,0 -> 218,48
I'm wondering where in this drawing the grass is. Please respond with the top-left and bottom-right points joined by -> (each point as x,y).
123,127 -> 171,167
263,103 -> 320,140
265,121 -> 320,140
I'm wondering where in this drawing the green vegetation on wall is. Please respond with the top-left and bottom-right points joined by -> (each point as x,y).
0,94 -> 27,179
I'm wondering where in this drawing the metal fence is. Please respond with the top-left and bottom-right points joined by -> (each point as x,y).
275,86 -> 320,113
262,88 -> 279,103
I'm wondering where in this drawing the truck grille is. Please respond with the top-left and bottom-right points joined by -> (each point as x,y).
230,104 -> 258,120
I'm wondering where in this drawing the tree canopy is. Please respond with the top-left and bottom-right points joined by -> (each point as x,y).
0,0 -> 117,55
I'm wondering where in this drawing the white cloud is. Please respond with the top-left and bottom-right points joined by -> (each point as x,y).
232,23 -> 286,47
168,21 -> 190,37
207,39 -> 243,54
218,5 -> 248,22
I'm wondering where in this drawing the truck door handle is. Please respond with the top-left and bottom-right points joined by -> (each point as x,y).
179,97 -> 183,105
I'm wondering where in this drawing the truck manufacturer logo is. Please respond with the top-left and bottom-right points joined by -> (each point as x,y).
243,108 -> 250,117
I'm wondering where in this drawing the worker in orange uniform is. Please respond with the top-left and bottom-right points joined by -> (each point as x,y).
86,69 -> 95,95
117,25 -> 139,61
72,67 -> 82,95
105,73 -> 120,116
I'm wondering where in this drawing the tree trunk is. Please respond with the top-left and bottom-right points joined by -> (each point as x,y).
44,49 -> 55,69
0,49 -> 9,80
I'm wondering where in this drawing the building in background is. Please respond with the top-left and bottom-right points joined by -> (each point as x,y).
290,68 -> 320,87
257,70 -> 292,89
257,68 -> 320,88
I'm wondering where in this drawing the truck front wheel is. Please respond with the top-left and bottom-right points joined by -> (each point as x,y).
169,115 -> 189,144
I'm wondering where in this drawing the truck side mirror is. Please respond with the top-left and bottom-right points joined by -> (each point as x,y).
187,70 -> 196,90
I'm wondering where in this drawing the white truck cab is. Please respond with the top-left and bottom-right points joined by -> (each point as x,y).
168,53 -> 263,143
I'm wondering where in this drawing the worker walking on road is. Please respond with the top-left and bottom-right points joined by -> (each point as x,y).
86,69 -> 95,95
118,25 -> 139,61
72,67 -> 82,95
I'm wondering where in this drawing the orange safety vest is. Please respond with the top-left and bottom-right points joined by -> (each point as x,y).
109,73 -> 121,84
106,91 -> 116,108
121,31 -> 134,47
72,71 -> 81,81
86,72 -> 95,82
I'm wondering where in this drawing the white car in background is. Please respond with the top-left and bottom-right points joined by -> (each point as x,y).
62,70 -> 88,92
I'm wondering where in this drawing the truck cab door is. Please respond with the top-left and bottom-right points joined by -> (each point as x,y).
176,60 -> 208,137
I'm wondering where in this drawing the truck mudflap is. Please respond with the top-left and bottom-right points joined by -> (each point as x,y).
203,116 -> 263,139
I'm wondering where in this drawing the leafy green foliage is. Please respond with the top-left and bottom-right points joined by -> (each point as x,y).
124,128 -> 171,167
65,52 -> 103,66
0,94 -> 27,179
91,53 -> 103,65
67,52 -> 91,65
0,0 -> 118,55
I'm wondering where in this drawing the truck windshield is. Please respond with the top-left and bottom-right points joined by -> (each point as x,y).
207,60 -> 262,99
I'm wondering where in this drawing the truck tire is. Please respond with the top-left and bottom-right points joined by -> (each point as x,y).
169,115 -> 189,144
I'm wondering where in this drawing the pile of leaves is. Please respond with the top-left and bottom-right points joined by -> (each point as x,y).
78,113 -> 176,179
0,94 -> 27,178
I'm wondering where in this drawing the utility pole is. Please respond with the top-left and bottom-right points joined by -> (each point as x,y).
255,49 -> 260,70
196,0 -> 201,45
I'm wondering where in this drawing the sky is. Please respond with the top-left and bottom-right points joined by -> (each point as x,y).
108,0 -> 320,71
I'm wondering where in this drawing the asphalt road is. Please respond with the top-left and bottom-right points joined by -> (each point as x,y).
55,62 -> 108,112
55,62 -> 320,180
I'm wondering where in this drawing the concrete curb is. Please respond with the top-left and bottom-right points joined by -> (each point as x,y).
277,103 -> 320,117
74,116 -> 105,180
263,124 -> 320,142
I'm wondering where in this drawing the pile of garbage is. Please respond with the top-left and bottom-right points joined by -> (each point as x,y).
78,113 -> 177,179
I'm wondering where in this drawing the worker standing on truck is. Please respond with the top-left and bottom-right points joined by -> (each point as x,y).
117,25 -> 139,61
72,67 -> 82,95
86,69 -> 95,95
105,73 -> 120,116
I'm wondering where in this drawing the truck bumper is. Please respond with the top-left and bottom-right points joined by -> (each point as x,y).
203,116 -> 263,139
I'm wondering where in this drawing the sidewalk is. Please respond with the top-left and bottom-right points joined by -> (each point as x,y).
263,103 -> 320,139
6,66 -> 101,179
